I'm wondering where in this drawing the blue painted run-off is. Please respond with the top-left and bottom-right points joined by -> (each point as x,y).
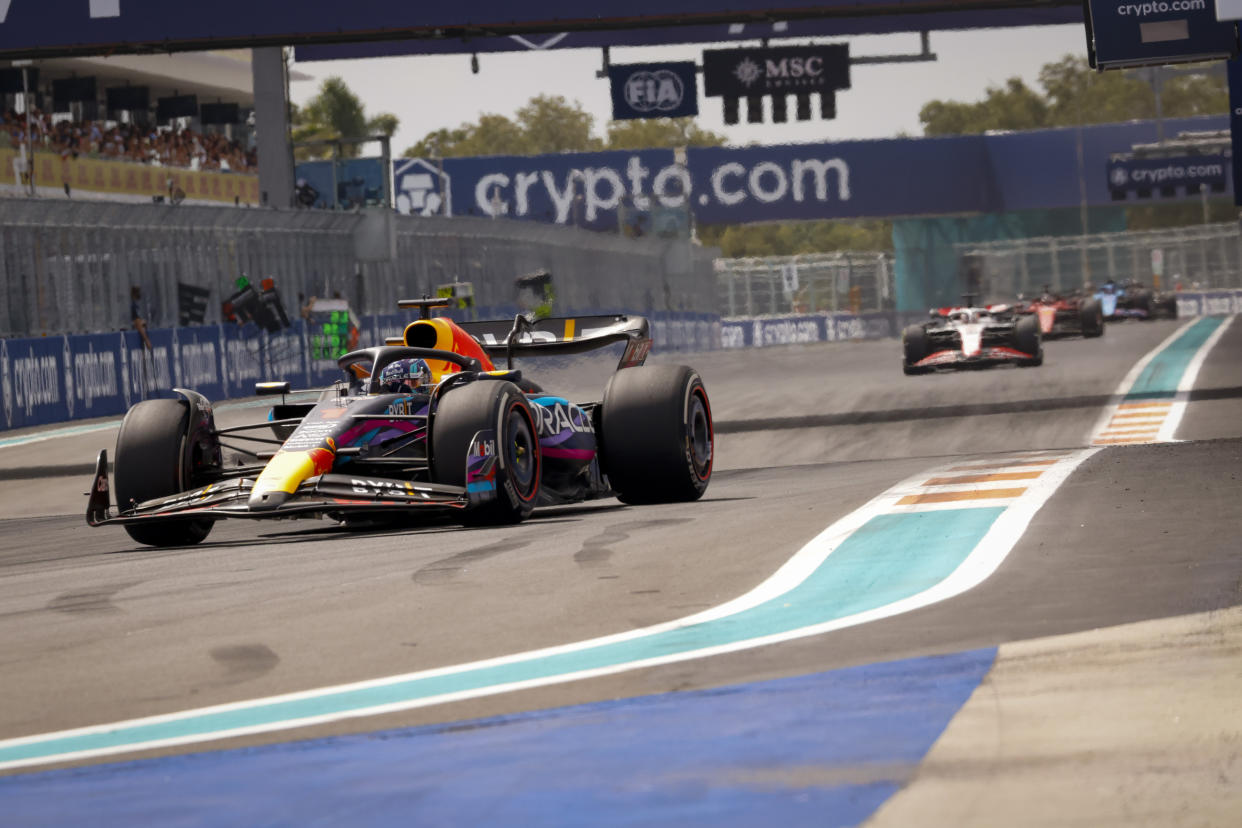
0,507 -> 1001,766
1128,316 -> 1224,400
0,648 -> 998,828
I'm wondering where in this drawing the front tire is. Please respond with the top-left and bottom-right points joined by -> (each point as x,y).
902,324 -> 930,375
1013,315 -> 1043,367
599,365 -> 713,505
114,399 -> 214,547
432,380 -> 540,525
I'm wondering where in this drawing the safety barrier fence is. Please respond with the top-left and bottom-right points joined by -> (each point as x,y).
714,252 -> 896,318
956,222 -> 1242,301
0,311 -> 719,433
0,198 -> 717,341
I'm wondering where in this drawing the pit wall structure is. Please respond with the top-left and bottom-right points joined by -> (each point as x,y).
2,292 -> 1237,433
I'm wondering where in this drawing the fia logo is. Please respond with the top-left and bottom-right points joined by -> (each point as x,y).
394,158 -> 451,217
624,70 -> 685,113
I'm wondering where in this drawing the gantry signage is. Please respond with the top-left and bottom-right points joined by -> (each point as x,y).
0,1 -> 1084,59
702,44 -> 850,124
1084,0 -> 1238,69
608,62 -> 699,120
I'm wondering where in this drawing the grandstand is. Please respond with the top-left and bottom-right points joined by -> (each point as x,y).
1,51 -> 307,204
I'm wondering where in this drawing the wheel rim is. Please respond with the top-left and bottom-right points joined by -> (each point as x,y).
687,388 -> 713,481
505,403 -> 538,501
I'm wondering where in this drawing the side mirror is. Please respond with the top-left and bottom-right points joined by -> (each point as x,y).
255,381 -> 291,396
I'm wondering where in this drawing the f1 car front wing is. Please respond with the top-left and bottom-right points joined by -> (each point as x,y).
85,450 -> 475,527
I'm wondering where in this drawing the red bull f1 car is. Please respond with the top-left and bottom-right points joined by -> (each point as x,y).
87,298 -> 714,547
902,302 -> 1042,375
1017,287 -> 1104,339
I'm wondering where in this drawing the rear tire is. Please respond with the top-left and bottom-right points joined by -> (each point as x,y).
114,399 -> 214,547
432,380 -> 540,525
1080,299 -> 1104,338
1014,315 -> 1043,367
599,365 -> 713,505
902,324 -> 930,375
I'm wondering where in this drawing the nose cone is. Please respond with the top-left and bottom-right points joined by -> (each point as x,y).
249,488 -> 291,511
248,448 -> 334,511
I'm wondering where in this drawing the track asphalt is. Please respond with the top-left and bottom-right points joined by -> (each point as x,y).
0,317 -> 1238,825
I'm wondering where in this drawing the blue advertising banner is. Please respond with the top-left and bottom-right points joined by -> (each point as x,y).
1,335 -> 70,430
1106,154 -> 1230,199
609,62 -> 698,120
296,8 -> 1083,60
1229,57 -> 1242,206
412,115 -> 1227,229
1085,0 -> 1237,69
0,1 -> 1079,58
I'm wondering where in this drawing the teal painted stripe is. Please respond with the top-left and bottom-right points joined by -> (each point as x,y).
0,507 -> 1001,764
1126,317 -> 1224,401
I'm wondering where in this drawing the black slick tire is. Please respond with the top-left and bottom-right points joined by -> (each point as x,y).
1079,299 -> 1104,338
599,364 -> 713,505
432,380 -> 540,525
1014,315 -> 1043,367
114,398 -> 214,547
902,324 -> 930,375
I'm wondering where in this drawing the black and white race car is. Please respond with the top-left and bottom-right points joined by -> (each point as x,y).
902,303 -> 1043,375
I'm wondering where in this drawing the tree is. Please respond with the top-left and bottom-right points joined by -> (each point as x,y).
293,77 -> 400,160
698,220 -> 893,258
919,54 -> 1227,136
606,118 -> 727,150
403,95 -> 602,158
920,77 -> 1049,136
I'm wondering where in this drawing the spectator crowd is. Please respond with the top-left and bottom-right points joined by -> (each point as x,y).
3,108 -> 256,173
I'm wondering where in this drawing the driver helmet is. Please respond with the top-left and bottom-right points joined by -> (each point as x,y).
379,358 -> 432,393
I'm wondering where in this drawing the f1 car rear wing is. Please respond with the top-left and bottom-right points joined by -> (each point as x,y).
391,298 -> 652,370
458,314 -> 653,370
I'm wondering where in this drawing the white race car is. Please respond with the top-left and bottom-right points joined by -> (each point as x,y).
902,303 -> 1043,375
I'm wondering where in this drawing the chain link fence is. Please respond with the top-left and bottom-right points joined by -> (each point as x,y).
0,199 -> 718,338
715,252 -> 896,318
957,222 -> 1242,302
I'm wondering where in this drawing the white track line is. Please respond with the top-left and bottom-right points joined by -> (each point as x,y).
1158,316 -> 1233,442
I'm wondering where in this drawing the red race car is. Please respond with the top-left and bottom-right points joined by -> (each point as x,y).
1017,287 -> 1104,339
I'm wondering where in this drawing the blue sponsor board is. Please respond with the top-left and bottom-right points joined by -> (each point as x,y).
609,62 -> 698,120
438,148 -> 678,229
1107,154 -> 1230,199
1229,57 -> 1242,206
420,115 -> 1229,229
1175,289 -> 1242,315
1085,0 -> 1238,69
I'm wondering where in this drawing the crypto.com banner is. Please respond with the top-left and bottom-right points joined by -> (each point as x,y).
406,115 -> 1230,229
409,137 -> 994,229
